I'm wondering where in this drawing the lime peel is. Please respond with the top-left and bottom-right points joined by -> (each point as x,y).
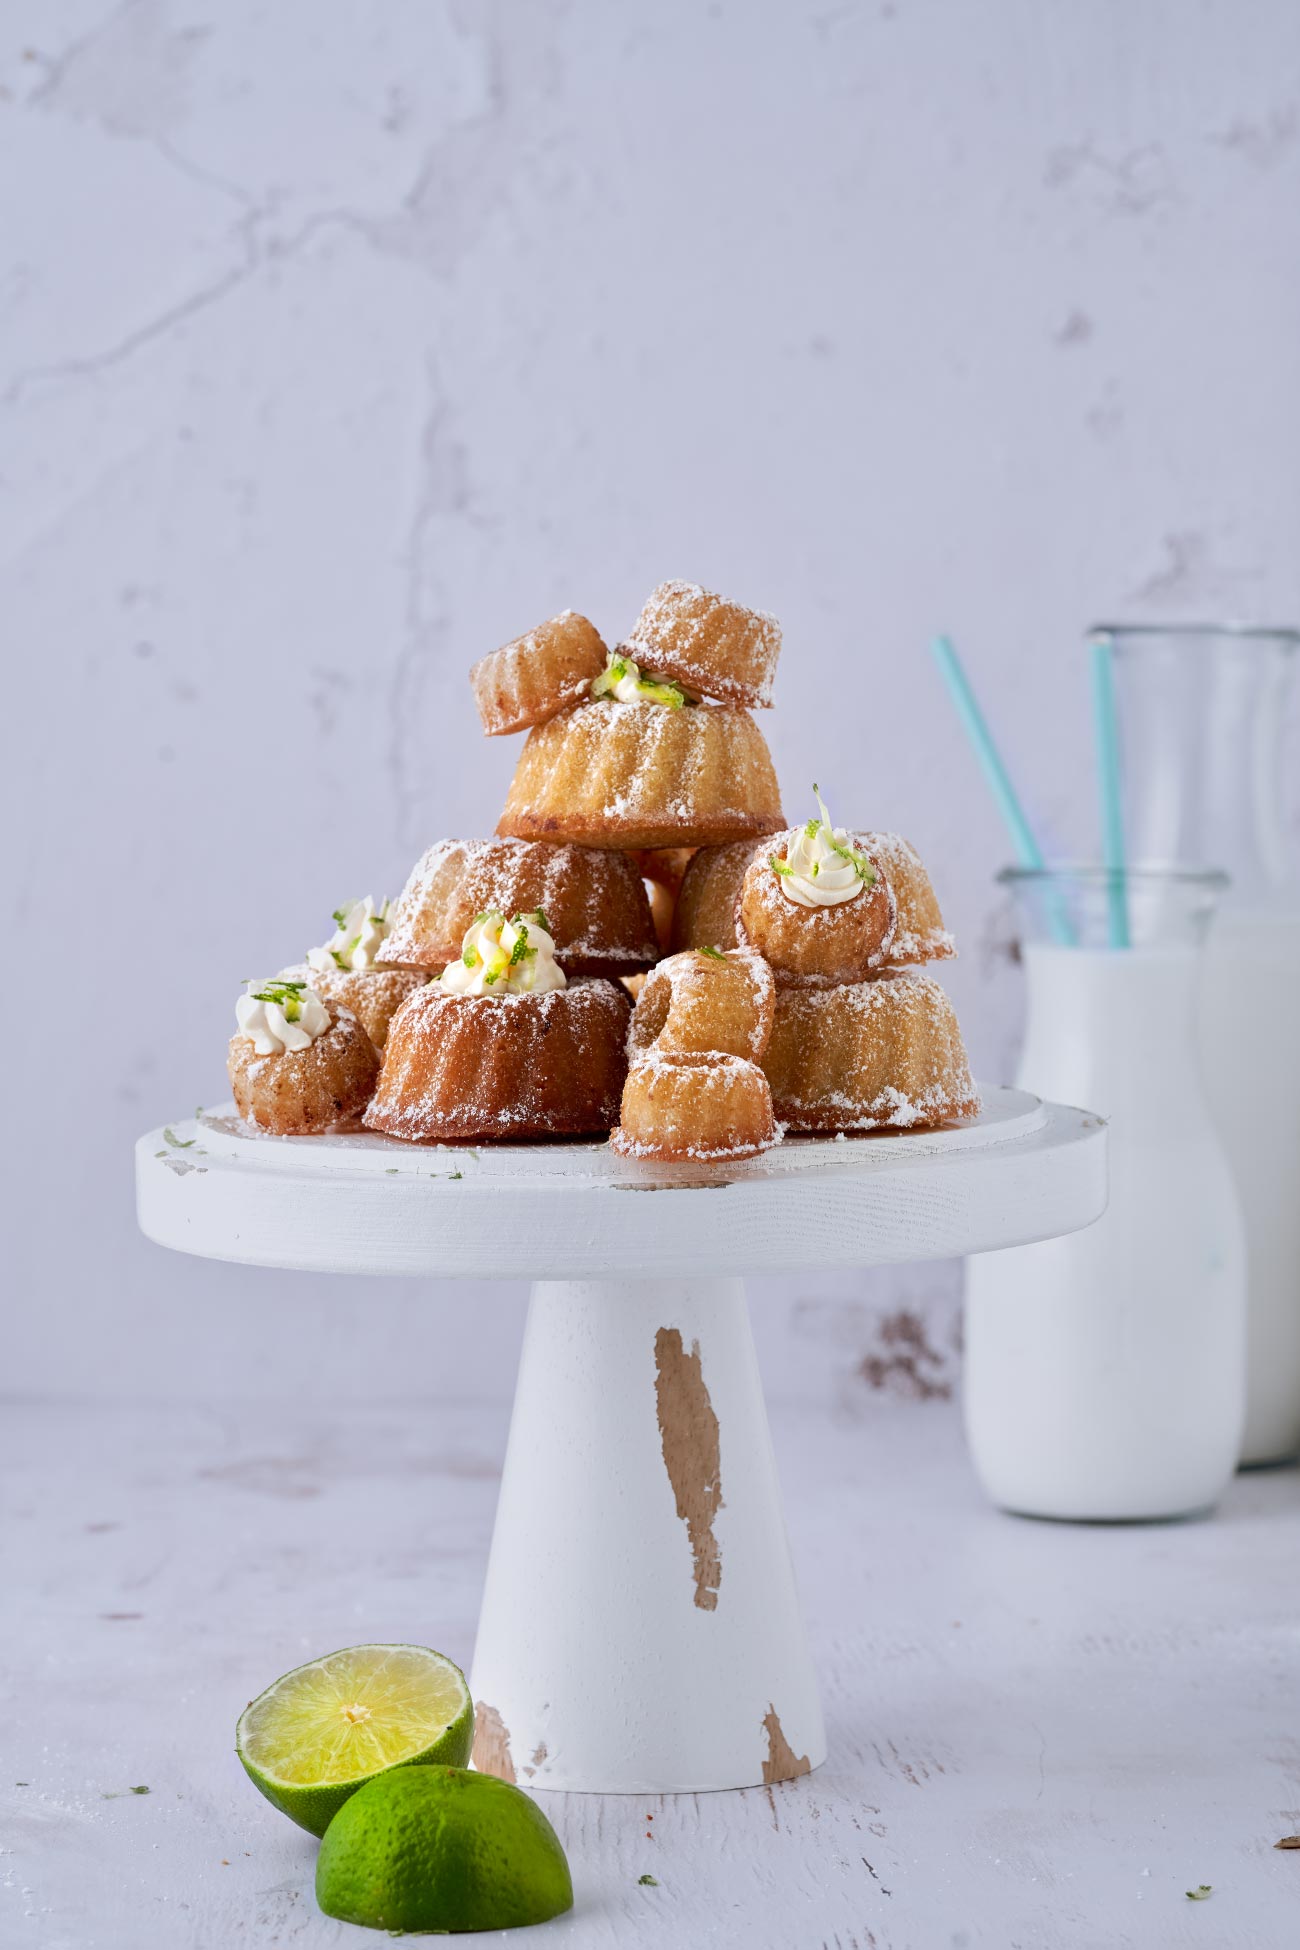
316,1765 -> 573,1934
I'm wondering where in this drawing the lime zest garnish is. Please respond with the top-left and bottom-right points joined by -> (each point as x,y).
638,1874 -> 659,1886
330,948 -> 348,969
1186,1886 -> 1212,1901
509,922 -> 530,966
163,1127 -> 195,1149
634,675 -> 686,708
593,652 -> 685,707
805,817 -> 821,838
331,905 -> 350,929
826,831 -> 877,884
591,655 -> 631,699
697,944 -> 726,960
250,979 -> 308,1008
769,855 -> 794,877
463,947 -> 479,969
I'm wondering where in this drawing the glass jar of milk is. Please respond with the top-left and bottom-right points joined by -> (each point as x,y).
964,867 -> 1246,1521
1099,624 -> 1300,1464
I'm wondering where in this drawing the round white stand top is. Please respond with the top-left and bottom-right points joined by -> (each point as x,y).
136,1086 -> 1106,1279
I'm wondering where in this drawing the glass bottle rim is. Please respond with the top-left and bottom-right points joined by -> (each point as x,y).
998,862 -> 1229,892
1088,620 -> 1300,647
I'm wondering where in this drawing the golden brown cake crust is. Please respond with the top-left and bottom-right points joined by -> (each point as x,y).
853,832 -> 956,963
364,977 -> 631,1144
738,836 -> 897,987
669,839 -> 763,953
624,581 -> 780,708
674,832 -> 955,967
228,1006 -> 380,1135
611,1049 -> 777,1162
497,700 -> 784,851
628,948 -> 775,1063
470,610 -> 608,736
280,965 -> 427,1050
384,838 -> 658,977
762,970 -> 978,1132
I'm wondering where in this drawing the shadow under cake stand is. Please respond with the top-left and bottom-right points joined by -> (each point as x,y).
136,1085 -> 1106,1795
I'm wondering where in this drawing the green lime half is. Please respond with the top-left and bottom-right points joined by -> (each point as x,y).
316,1764 -> 573,1934
236,1643 -> 473,1837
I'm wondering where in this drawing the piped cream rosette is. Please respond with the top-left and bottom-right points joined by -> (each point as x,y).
235,978 -> 331,1055
307,896 -> 393,973
438,909 -> 568,997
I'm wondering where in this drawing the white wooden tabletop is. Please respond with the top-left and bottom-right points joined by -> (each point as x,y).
6,1390 -> 1299,1948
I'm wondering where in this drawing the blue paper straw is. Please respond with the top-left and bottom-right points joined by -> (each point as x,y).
930,635 -> 1074,945
1089,634 -> 1130,948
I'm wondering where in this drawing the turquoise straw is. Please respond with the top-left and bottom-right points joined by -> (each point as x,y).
1089,634 -> 1130,948
930,635 -> 1075,945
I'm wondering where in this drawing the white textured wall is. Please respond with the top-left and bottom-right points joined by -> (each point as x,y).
7,0 -> 1300,1403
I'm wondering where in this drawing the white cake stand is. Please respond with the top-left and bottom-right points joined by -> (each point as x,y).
136,1086 -> 1105,1795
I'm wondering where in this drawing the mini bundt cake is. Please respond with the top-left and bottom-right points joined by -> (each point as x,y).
229,979 -> 380,1134
628,947 -> 774,1063
384,839 -> 658,977
470,610 -> 608,736
738,793 -> 897,987
498,699 -> 784,851
674,828 -> 954,967
365,912 -> 630,1143
762,969 -> 978,1133
624,581 -> 781,709
611,1050 -> 777,1162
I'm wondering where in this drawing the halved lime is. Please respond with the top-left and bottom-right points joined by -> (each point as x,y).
316,1764 -> 573,1933
236,1643 -> 473,1837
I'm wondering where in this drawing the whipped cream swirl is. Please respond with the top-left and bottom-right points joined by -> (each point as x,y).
773,789 -> 877,909
307,896 -> 392,974
591,650 -> 691,709
438,910 -> 568,997
236,979 -> 331,1055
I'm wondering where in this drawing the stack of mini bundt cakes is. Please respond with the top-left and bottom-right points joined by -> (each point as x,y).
224,578 -> 976,1154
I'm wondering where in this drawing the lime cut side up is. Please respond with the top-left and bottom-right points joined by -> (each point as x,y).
316,1764 -> 574,1934
236,1643 -> 473,1837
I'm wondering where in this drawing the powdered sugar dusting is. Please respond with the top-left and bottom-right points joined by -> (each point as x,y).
498,699 -> 784,847
764,969 -> 978,1133
385,836 -> 658,973
469,611 -> 607,735
853,831 -> 957,963
366,976 -> 631,1143
625,580 -> 781,708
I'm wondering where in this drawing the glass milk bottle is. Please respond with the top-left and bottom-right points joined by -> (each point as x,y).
1100,624 -> 1300,1464
964,869 -> 1246,1521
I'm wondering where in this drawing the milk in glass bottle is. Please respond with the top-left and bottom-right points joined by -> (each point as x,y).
1101,625 -> 1300,1465
964,868 -> 1246,1520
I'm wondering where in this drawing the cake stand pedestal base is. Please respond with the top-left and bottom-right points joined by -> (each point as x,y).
136,1087 -> 1108,1798
469,1276 -> 824,1794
